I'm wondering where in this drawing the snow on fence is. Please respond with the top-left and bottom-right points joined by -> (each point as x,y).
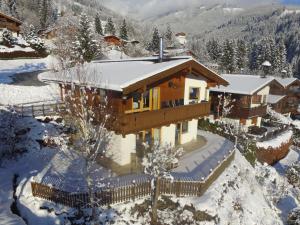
31,149 -> 235,208
13,103 -> 65,117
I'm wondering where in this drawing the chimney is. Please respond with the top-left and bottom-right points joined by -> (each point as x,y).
159,37 -> 164,62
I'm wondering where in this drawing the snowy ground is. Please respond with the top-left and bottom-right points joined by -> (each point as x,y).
0,56 -> 60,105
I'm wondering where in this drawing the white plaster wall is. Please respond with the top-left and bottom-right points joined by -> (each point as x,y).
184,74 -> 208,105
181,119 -> 198,144
106,133 -> 136,166
245,119 -> 253,127
251,85 -> 270,108
160,124 -> 176,147
256,117 -> 262,127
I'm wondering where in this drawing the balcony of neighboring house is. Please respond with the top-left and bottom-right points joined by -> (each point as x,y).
229,95 -> 268,119
115,85 -> 210,135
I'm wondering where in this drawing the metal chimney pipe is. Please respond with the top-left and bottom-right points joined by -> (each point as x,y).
159,37 -> 164,62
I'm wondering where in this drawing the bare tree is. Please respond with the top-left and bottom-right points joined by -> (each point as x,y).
58,64 -> 114,224
142,143 -> 183,224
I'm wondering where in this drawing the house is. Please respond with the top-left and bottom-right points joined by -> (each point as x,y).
40,56 -> 228,166
210,74 -> 284,128
269,77 -> 300,115
175,32 -> 187,46
104,35 -> 123,47
0,11 -> 22,37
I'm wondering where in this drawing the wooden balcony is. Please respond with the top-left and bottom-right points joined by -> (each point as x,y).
230,105 -> 267,119
115,102 -> 211,135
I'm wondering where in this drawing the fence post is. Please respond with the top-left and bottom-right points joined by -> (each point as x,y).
132,180 -> 136,202
21,105 -> 24,117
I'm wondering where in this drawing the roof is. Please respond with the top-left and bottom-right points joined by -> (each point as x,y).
0,11 -> 22,25
210,74 -> 281,95
267,94 -> 286,104
275,77 -> 300,88
39,56 -> 228,93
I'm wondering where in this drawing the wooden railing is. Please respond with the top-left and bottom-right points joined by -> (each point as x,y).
116,102 -> 211,135
31,150 -> 235,208
230,105 -> 267,119
14,103 -> 65,117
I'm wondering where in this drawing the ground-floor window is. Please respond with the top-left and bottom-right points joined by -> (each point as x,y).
182,121 -> 189,133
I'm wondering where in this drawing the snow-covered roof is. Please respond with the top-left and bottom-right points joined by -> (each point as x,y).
40,56 -> 227,92
210,74 -> 276,95
275,77 -> 299,88
267,94 -> 286,104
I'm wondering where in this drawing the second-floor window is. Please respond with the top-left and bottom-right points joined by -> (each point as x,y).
189,87 -> 200,103
252,95 -> 262,104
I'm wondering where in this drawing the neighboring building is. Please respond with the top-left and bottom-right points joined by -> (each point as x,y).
269,77 -> 300,115
0,11 -> 22,37
103,35 -> 123,47
40,56 -> 228,166
175,32 -> 187,46
210,74 -> 284,128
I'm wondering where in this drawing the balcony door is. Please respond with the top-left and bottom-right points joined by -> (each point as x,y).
152,87 -> 160,110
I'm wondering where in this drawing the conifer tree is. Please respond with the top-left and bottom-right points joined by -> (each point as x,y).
104,17 -> 116,35
25,24 -> 46,52
72,13 -> 98,63
147,27 -> 160,52
95,13 -> 103,35
8,0 -> 17,17
207,39 -> 222,62
221,40 -> 236,73
236,39 -> 248,71
119,19 -> 128,40
2,28 -> 14,47
40,0 -> 50,28
164,24 -> 174,47
278,38 -> 287,73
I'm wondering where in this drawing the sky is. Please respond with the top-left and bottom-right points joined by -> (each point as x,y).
101,0 -> 287,19
282,0 -> 300,4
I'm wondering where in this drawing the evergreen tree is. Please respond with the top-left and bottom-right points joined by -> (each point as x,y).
119,19 -> 128,40
25,25 -> 46,52
147,27 -> 160,52
249,43 -> 259,71
72,13 -> 98,63
221,40 -> 236,73
8,0 -> 17,17
0,0 -> 10,14
278,38 -> 287,73
236,39 -> 248,71
95,13 -> 103,35
40,0 -> 50,28
2,28 -> 14,46
164,24 -> 174,47
206,39 -> 222,62
104,17 -> 116,35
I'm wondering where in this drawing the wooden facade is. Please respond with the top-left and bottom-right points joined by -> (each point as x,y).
269,79 -> 300,114
0,12 -> 22,34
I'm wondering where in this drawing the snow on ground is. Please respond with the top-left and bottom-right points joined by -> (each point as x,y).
256,130 -> 293,149
105,49 -> 131,60
0,56 -> 57,84
0,83 -> 59,105
0,113 -> 67,224
0,45 -> 35,53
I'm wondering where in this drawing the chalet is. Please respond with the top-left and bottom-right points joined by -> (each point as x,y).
0,11 -> 22,37
104,35 -> 123,47
210,74 -> 284,128
40,56 -> 228,166
268,77 -> 300,115
175,32 -> 187,46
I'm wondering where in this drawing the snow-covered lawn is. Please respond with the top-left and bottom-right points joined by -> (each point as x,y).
256,130 -> 293,149
0,83 -> 59,105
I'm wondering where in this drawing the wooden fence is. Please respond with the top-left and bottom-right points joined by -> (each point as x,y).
31,150 -> 235,208
14,103 -> 65,117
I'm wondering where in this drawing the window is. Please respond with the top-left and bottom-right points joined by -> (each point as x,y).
182,121 -> 189,133
189,87 -> 200,101
132,92 -> 141,109
252,95 -> 262,104
143,90 -> 150,108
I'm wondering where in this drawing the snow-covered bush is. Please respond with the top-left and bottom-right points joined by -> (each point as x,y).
287,163 -> 300,188
2,28 -> 14,47
287,207 -> 300,225
25,25 -> 46,52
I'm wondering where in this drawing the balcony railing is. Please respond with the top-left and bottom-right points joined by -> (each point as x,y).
115,101 -> 211,135
230,105 -> 267,119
